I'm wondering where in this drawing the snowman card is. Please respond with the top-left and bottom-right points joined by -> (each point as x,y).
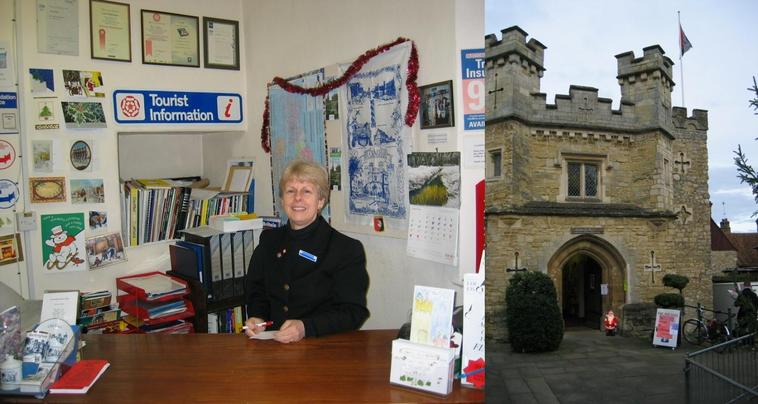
40,213 -> 87,272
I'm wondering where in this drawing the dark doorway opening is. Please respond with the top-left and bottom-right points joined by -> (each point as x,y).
562,254 -> 603,329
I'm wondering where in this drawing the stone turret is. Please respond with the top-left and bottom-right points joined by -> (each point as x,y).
485,26 -> 546,121
616,46 -> 675,131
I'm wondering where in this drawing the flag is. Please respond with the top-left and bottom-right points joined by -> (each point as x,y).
679,24 -> 693,56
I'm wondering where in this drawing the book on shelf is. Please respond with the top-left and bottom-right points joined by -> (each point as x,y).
48,360 -> 110,394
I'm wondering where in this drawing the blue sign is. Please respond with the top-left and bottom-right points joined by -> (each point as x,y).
0,179 -> 19,209
0,93 -> 17,109
460,49 -> 485,131
113,90 -> 243,124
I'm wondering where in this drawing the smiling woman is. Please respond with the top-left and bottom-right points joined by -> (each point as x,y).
245,160 -> 370,344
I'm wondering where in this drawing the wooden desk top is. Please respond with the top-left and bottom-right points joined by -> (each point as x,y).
16,330 -> 483,403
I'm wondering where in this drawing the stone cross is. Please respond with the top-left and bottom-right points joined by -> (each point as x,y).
506,251 -> 527,273
643,250 -> 662,283
676,205 -> 692,225
488,73 -> 504,110
674,152 -> 691,174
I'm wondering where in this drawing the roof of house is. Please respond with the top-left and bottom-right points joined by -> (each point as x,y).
711,219 -> 738,251
724,231 -> 758,268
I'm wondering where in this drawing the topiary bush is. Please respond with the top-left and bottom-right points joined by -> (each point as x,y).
654,293 -> 684,308
662,274 -> 689,294
505,271 -> 564,353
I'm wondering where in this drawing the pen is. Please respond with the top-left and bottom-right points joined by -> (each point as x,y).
242,321 -> 273,330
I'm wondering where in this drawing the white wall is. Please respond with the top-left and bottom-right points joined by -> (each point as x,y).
7,0 -> 246,299
242,0 -> 484,329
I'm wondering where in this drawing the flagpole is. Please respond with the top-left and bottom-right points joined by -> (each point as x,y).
676,10 -> 686,108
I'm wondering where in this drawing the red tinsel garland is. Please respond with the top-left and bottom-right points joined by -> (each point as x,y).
260,37 -> 419,153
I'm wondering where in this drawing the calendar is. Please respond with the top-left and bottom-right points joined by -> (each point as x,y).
406,205 -> 459,265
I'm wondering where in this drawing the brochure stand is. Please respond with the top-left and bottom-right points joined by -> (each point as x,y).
117,272 -> 195,333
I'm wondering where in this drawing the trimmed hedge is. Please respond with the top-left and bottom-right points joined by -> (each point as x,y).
505,271 -> 564,352
662,274 -> 689,293
654,293 -> 684,308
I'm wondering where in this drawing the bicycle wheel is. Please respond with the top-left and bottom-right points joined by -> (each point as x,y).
683,319 -> 707,345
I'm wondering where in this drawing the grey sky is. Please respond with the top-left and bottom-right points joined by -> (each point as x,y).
486,0 -> 758,232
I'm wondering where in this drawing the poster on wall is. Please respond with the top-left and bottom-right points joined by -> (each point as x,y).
460,48 -> 485,131
36,0 -> 79,56
267,69 -> 327,221
34,99 -> 60,130
407,152 -> 460,209
40,213 -> 87,272
0,40 -> 16,87
63,70 -> 105,98
0,92 -> 18,133
29,68 -> 55,95
342,41 -> 411,224
61,101 -> 107,128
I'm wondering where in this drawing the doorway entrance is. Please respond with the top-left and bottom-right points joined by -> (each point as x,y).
562,254 -> 603,328
547,235 -> 627,331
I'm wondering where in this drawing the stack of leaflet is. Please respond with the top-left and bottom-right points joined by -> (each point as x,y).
78,291 -> 122,331
141,299 -> 187,319
119,273 -> 187,301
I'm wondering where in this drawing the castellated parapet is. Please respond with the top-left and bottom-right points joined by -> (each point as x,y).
485,26 -> 702,137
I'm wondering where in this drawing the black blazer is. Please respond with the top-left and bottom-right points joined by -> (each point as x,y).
246,216 -> 370,337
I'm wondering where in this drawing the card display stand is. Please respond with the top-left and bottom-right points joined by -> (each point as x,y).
0,324 -> 79,399
116,272 -> 195,334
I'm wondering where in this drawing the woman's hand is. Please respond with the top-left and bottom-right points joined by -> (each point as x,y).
244,317 -> 267,338
274,320 -> 305,343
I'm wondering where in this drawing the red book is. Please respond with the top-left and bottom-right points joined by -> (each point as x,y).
49,359 -> 110,394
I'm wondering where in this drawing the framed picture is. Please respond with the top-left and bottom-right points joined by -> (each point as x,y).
141,9 -> 200,67
85,232 -> 126,270
0,233 -> 24,266
90,0 -> 132,62
419,80 -> 455,129
70,140 -> 92,171
224,165 -> 253,193
203,17 -> 240,70
29,177 -> 67,203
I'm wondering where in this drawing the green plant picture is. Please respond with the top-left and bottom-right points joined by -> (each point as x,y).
407,152 -> 461,208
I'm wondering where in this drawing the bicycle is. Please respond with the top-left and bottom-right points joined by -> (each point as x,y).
682,303 -> 733,347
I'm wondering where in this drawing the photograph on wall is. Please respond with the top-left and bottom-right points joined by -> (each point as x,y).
325,90 -> 339,120
343,41 -> 411,221
32,140 -> 53,173
419,80 -> 454,129
29,176 -> 66,203
62,70 -> 105,98
407,152 -> 461,208
70,178 -> 104,204
0,233 -> 24,266
85,232 -> 126,270
70,140 -> 92,171
61,102 -> 107,129
29,68 -> 55,95
0,179 -> 19,210
89,210 -> 107,230
221,158 -> 254,193
329,147 -> 341,191
40,213 -> 86,272
0,213 -> 14,231
0,139 -> 16,170
34,99 -> 59,130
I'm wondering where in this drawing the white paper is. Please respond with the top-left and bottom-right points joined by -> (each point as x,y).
461,273 -> 485,388
37,0 -> 79,56
463,135 -> 484,168
406,205 -> 459,266
652,308 -> 681,349
40,290 -> 79,325
390,338 -> 455,396
249,331 -> 276,340
409,285 -> 455,348
0,40 -> 15,87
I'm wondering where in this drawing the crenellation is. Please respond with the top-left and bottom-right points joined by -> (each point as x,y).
672,107 -> 709,131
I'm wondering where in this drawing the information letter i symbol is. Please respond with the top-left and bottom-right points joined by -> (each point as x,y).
224,98 -> 234,118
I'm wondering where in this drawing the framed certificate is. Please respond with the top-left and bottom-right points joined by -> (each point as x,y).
203,17 -> 240,70
90,0 -> 131,62
141,9 -> 200,67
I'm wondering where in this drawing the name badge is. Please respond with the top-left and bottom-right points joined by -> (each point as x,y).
299,249 -> 317,263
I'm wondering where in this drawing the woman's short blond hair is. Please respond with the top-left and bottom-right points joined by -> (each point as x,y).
279,160 -> 330,205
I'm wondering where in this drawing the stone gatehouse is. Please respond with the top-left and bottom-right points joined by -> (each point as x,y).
484,26 -> 712,342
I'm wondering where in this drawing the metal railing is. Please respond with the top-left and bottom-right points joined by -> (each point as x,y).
684,333 -> 758,403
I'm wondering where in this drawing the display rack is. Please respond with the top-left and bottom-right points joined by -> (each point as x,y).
116,272 -> 195,334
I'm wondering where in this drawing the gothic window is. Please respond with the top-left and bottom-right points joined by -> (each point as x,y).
486,148 -> 502,179
567,161 -> 599,198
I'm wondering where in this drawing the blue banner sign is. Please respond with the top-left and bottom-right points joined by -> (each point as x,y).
460,49 -> 485,131
113,90 -> 243,124
0,92 -> 18,109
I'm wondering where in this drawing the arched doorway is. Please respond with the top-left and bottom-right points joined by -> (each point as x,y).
547,235 -> 626,330
562,254 -> 603,328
